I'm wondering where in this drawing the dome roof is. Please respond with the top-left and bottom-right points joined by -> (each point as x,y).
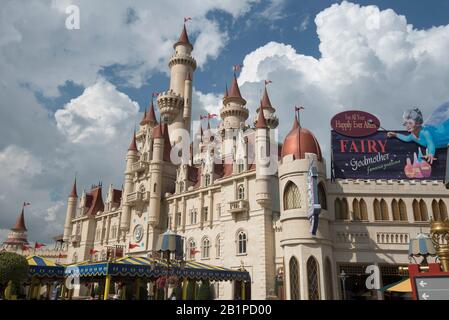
281,116 -> 322,161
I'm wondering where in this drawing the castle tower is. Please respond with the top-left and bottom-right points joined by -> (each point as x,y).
120,131 -> 139,233
278,113 -> 331,300
220,74 -> 248,131
158,23 -> 197,142
255,102 -> 271,208
63,178 -> 78,242
2,204 -> 29,249
254,83 -> 279,129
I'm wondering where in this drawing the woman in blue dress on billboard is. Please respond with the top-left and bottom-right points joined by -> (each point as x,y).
387,103 -> 449,164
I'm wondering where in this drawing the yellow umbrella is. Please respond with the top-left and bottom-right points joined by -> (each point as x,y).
386,278 -> 412,293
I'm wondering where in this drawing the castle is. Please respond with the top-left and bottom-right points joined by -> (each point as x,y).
5,23 -> 448,300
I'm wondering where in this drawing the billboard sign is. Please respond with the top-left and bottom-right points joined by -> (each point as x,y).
331,106 -> 449,180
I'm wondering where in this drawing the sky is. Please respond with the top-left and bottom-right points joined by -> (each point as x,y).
2,0 -> 449,243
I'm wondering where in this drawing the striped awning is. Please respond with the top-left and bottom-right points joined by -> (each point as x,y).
65,255 -> 250,281
27,255 -> 65,278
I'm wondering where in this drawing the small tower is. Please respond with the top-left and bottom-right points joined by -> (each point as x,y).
255,102 -> 271,208
120,131 -> 139,233
147,120 -> 171,226
254,83 -> 279,129
220,73 -> 248,131
2,204 -> 29,250
63,178 -> 78,242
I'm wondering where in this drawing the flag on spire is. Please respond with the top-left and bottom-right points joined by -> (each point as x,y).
264,80 -> 272,85
184,17 -> 192,23
233,64 -> 242,73
152,92 -> 159,98
34,242 -> 46,249
23,202 -> 31,207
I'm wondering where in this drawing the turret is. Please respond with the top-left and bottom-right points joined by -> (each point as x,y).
159,23 -> 197,142
147,121 -> 169,226
2,204 -> 29,249
220,73 -> 248,131
255,102 -> 271,207
63,178 -> 78,242
183,73 -> 193,134
120,131 -> 139,233
254,83 -> 279,129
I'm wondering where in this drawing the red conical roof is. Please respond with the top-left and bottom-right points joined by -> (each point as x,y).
12,207 -> 27,231
256,101 -> 267,129
228,74 -> 243,99
174,24 -> 192,49
261,86 -> 272,108
162,122 -> 172,162
69,178 -> 78,198
128,130 -> 138,152
145,99 -> 158,126
152,116 -> 163,139
140,108 -> 147,125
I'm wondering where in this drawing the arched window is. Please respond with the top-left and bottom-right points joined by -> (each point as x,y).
188,239 -> 196,260
392,199 -> 400,221
153,183 -> 157,193
289,257 -> 300,300
413,199 -> 420,221
284,181 -> 300,210
205,174 -> 211,187
399,199 -> 407,221
419,200 -> 428,221
439,200 -> 448,221
318,182 -> 327,210
432,200 -> 440,221
374,199 -> 381,220
215,235 -> 221,258
352,199 -> 360,220
360,199 -> 368,220
237,231 -> 247,255
307,256 -> 320,300
324,258 -> 333,300
238,185 -> 245,200
381,199 -> 389,220
201,237 -> 210,259
335,198 -> 349,220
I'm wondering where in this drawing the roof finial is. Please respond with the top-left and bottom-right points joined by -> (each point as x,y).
294,106 -> 304,128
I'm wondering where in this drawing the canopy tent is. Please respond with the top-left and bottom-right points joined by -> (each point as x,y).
27,255 -> 64,278
64,255 -> 250,282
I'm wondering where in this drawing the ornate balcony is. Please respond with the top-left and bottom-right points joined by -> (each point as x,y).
131,161 -> 147,173
70,234 -> 81,244
228,199 -> 249,215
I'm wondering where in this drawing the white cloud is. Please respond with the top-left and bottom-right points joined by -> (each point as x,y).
55,78 -> 139,144
238,1 -> 449,164
44,201 -> 65,222
0,145 -> 42,183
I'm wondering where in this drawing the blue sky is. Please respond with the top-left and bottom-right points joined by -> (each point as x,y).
2,0 -> 449,243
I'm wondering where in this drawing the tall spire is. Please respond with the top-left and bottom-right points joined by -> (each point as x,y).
146,99 -> 158,126
153,116 -> 163,139
228,74 -> 243,99
139,108 -> 147,125
69,178 -> 78,198
223,83 -> 228,99
261,86 -> 272,108
128,130 -> 138,152
12,206 -> 27,231
256,100 -> 268,129
174,24 -> 192,50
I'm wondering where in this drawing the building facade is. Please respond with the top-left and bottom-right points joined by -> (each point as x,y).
54,24 -> 449,300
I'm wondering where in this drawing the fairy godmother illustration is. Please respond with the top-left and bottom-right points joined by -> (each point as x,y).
387,102 -> 449,164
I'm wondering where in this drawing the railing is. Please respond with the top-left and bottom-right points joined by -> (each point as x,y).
131,161 -> 146,172
376,232 -> 409,244
127,192 -> 143,203
228,199 -> 249,214
335,232 -> 369,244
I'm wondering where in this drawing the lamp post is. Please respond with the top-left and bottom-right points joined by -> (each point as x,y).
430,220 -> 449,272
339,270 -> 348,300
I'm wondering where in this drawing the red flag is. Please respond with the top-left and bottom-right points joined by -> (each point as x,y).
129,243 -> 139,249
184,17 -> 192,23
90,248 -> 98,254
200,115 -> 207,120
152,92 -> 159,98
264,80 -> 272,85
34,242 -> 46,249
22,244 -> 30,251
233,64 -> 242,72
295,106 -> 305,111
23,202 -> 31,207
208,113 -> 218,118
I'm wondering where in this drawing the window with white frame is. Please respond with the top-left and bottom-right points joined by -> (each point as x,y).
205,174 -> 211,187
201,237 -> 211,259
215,235 -> 221,258
188,239 -> 197,260
237,231 -> 247,255
238,185 -> 245,200
203,207 -> 208,222
176,212 -> 182,226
